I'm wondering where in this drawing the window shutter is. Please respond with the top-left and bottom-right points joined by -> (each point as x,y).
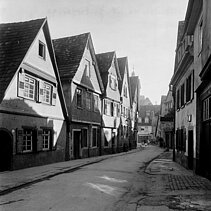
18,73 -> 25,98
52,85 -> 57,106
16,129 -> 23,153
37,130 -> 43,151
39,80 -> 45,103
52,131 -> 57,150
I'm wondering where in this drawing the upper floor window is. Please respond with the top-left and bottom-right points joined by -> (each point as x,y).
186,74 -> 192,102
24,75 -> 36,100
181,83 -> 185,107
85,59 -> 91,77
177,89 -> 180,110
145,117 -> 149,123
123,83 -> 127,97
109,75 -> 117,90
203,97 -> 211,121
199,19 -> 203,53
86,92 -> 91,110
18,70 -> 57,105
93,94 -> 99,112
39,41 -> 46,60
76,88 -> 82,108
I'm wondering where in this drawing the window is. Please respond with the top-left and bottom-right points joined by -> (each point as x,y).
199,19 -> 203,53
92,128 -> 97,147
42,129 -> 51,150
76,88 -> 82,108
145,117 -> 149,123
24,75 -> 36,100
23,129 -> 33,152
81,128 -> 88,148
39,81 -> 52,104
113,103 -> 117,117
186,74 -> 192,102
181,84 -> 185,107
85,59 -> 91,77
111,102 -> 114,116
177,89 -> 180,109
123,83 -> 127,97
93,95 -> 99,112
86,92 -> 91,110
109,75 -> 117,90
39,41 -> 46,59
202,97 -> 211,121
104,99 -> 108,114
18,71 -> 56,105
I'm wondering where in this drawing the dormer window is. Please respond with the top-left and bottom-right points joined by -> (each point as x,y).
123,83 -> 127,97
39,41 -> 46,60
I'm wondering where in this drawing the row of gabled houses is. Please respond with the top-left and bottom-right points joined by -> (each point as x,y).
157,0 -> 211,181
0,17 -> 140,171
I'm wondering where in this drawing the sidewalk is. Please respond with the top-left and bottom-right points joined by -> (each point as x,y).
136,150 -> 211,211
0,148 -> 142,196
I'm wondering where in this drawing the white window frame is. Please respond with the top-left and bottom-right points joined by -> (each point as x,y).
23,130 -> 33,152
76,88 -> 82,108
42,129 -> 51,151
85,59 -> 91,77
24,74 -> 36,101
109,75 -> 117,90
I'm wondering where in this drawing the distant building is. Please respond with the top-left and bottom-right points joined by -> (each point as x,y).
137,105 -> 160,146
139,95 -> 152,106
156,92 -> 174,149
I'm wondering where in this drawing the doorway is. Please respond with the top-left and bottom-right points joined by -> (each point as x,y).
0,129 -> 12,171
73,130 -> 81,159
188,130 -> 194,170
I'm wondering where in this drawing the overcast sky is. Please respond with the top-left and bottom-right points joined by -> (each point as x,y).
0,0 -> 188,104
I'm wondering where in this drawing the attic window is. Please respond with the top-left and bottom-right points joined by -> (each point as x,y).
38,41 -> 46,60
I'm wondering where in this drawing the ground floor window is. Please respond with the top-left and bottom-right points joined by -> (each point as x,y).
81,128 -> 88,148
42,129 -> 51,150
92,128 -> 97,147
23,129 -> 33,152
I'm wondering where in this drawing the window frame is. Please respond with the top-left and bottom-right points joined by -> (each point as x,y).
91,127 -> 97,148
109,75 -> 117,91
38,41 -> 46,60
22,129 -> 33,153
86,92 -> 92,110
81,128 -> 88,148
76,88 -> 83,108
42,129 -> 51,151
93,94 -> 99,112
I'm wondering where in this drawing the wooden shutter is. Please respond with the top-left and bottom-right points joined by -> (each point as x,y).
18,72 -> 25,98
37,130 -> 43,151
16,129 -> 23,153
52,131 -> 57,150
38,80 -> 45,102
52,85 -> 57,106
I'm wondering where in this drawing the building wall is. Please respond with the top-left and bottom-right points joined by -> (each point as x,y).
0,29 -> 66,170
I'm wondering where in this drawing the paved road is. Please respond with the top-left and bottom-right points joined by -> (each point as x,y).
0,146 -> 163,211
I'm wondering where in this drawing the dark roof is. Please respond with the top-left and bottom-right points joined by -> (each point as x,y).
130,76 -> 139,102
96,51 -> 115,88
0,18 -> 45,103
176,21 -> 185,48
53,33 -> 89,81
139,105 -> 160,117
117,57 -> 127,93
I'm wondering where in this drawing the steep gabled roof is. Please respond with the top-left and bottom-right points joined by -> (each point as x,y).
53,33 -> 89,81
0,18 -> 45,103
96,51 -> 121,89
117,57 -> 127,93
130,76 -> 139,103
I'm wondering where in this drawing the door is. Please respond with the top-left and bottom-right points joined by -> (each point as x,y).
188,130 -> 194,170
73,131 -> 81,159
0,130 -> 12,171
111,132 -> 115,153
